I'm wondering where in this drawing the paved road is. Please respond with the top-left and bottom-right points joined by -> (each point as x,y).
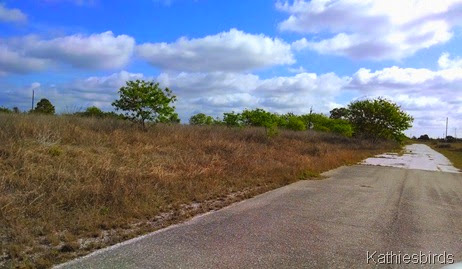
58,144 -> 462,268
362,144 -> 460,173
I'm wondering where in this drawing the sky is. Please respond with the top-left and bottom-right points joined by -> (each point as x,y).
1,0 -> 462,138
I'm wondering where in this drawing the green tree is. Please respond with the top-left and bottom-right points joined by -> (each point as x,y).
75,106 -> 126,120
347,98 -> 413,142
300,113 -> 353,137
241,108 -> 278,128
0,107 -> 12,113
223,112 -> 242,127
329,107 -> 349,119
189,113 -> 215,125
286,117 -> 306,131
81,106 -> 105,117
112,80 -> 178,127
34,99 -> 55,114
280,113 -> 306,131
418,134 -> 430,140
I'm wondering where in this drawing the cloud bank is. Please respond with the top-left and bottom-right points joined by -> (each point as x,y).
137,29 -> 295,72
279,0 -> 462,60
0,3 -> 27,23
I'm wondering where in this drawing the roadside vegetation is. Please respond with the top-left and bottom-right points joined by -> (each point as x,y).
0,80 -> 410,267
414,135 -> 462,169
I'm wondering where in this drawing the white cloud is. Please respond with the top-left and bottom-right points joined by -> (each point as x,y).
347,65 -> 462,137
0,3 -> 27,23
0,45 -> 49,74
73,71 -> 146,93
24,31 -> 135,69
0,71 -> 148,112
279,0 -> 462,60
2,55 -> 462,137
438,52 -> 462,69
156,71 -> 348,119
1,32 -> 135,73
288,66 -> 307,73
137,29 -> 295,72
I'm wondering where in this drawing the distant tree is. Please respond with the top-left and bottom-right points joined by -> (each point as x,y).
347,98 -> 413,142
12,107 -> 20,113
279,113 -> 306,131
0,107 -> 11,113
189,113 -> 215,125
83,106 -> 105,117
74,106 -> 126,120
418,134 -> 430,140
240,108 -> 278,128
286,116 -> 306,131
112,80 -> 179,127
34,99 -> 55,114
300,113 -> 353,137
223,112 -> 242,127
329,107 -> 349,119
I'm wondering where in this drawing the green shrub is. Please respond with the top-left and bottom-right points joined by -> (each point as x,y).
189,113 -> 216,125
34,99 -> 55,115
286,116 -> 306,131
223,112 -> 242,127
75,107 -> 125,120
241,108 -> 278,128
300,113 -> 352,136
0,107 -> 12,114
347,98 -> 413,142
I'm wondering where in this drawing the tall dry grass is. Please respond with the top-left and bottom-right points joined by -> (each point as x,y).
0,113 -> 396,268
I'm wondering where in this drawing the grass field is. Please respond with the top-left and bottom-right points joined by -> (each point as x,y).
427,141 -> 462,169
0,113 -> 396,268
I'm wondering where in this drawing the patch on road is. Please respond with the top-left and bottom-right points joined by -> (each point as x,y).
361,144 -> 460,173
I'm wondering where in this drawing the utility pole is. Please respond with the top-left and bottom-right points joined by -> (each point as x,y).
445,117 -> 448,139
455,128 -> 457,139
31,90 -> 35,111
308,106 -> 313,130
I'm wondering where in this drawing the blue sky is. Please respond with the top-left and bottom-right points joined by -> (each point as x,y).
1,0 -> 462,137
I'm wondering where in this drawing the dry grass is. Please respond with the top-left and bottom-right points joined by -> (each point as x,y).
429,141 -> 462,169
0,113 -> 396,268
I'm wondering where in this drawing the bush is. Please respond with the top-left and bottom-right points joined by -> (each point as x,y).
195,108 -> 355,138
241,108 -> 278,128
223,112 -> 242,127
0,107 -> 12,114
189,113 -> 216,125
75,106 -> 125,120
300,113 -> 352,137
34,99 -> 55,115
347,98 -> 413,142
80,106 -> 105,117
112,80 -> 179,127
418,134 -> 430,140
285,116 -> 306,131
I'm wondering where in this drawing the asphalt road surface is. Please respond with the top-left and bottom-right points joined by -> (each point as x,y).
57,144 -> 462,269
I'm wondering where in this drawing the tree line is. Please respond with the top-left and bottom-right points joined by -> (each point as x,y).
0,79 -> 413,142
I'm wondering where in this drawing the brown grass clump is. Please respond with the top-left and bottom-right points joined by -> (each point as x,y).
0,113 -> 396,268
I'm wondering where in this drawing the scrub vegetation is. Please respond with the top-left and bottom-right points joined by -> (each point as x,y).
0,80 -> 409,267
419,137 -> 462,169
0,113 -> 396,268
